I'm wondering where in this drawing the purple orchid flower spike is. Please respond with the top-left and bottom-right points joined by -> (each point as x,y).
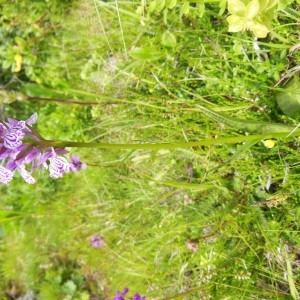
17,165 -> 35,184
1,113 -> 38,150
47,148 -> 70,178
69,155 -> 87,172
113,288 -> 129,300
113,288 -> 146,300
25,112 -> 38,126
0,165 -> 13,184
0,113 -> 86,184
2,124 -> 25,149
90,235 -> 106,248
133,294 -> 146,300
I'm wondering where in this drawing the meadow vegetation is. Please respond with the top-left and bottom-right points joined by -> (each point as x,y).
0,0 -> 300,299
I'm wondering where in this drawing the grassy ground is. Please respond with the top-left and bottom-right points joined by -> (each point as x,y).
1,0 -> 300,299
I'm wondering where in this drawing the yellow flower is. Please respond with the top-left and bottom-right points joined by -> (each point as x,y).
226,0 -> 269,38
263,139 -> 276,148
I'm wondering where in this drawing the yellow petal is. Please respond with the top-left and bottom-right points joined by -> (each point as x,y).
246,0 -> 260,19
14,54 -> 23,72
252,30 -> 269,38
250,21 -> 269,38
227,0 -> 246,15
263,139 -> 276,148
227,15 -> 244,32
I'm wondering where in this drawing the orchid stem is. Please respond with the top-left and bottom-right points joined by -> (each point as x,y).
28,130 -> 300,150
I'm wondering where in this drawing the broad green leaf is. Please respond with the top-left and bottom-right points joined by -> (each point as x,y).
276,76 -> 300,120
166,0 -> 177,9
245,0 -> 260,19
180,1 -> 190,17
219,0 -> 227,15
2,59 -> 12,69
162,31 -> 177,48
129,47 -> 163,61
227,0 -> 245,15
197,2 -> 205,18
148,1 -> 157,13
277,0 -> 293,10
155,0 -> 166,12
20,84 -> 60,98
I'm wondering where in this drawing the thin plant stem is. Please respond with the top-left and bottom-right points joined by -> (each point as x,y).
27,130 -> 300,150
27,96 -> 100,105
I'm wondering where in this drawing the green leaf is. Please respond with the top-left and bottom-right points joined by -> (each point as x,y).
162,31 -> 177,48
276,76 -> 300,120
166,0 -> 177,9
197,2 -> 205,18
2,59 -> 12,69
180,1 -> 190,17
62,280 -> 77,295
129,48 -> 163,61
219,0 -> 227,15
155,0 -> 166,12
20,84 -> 57,98
277,0 -> 293,10
148,1 -> 157,13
